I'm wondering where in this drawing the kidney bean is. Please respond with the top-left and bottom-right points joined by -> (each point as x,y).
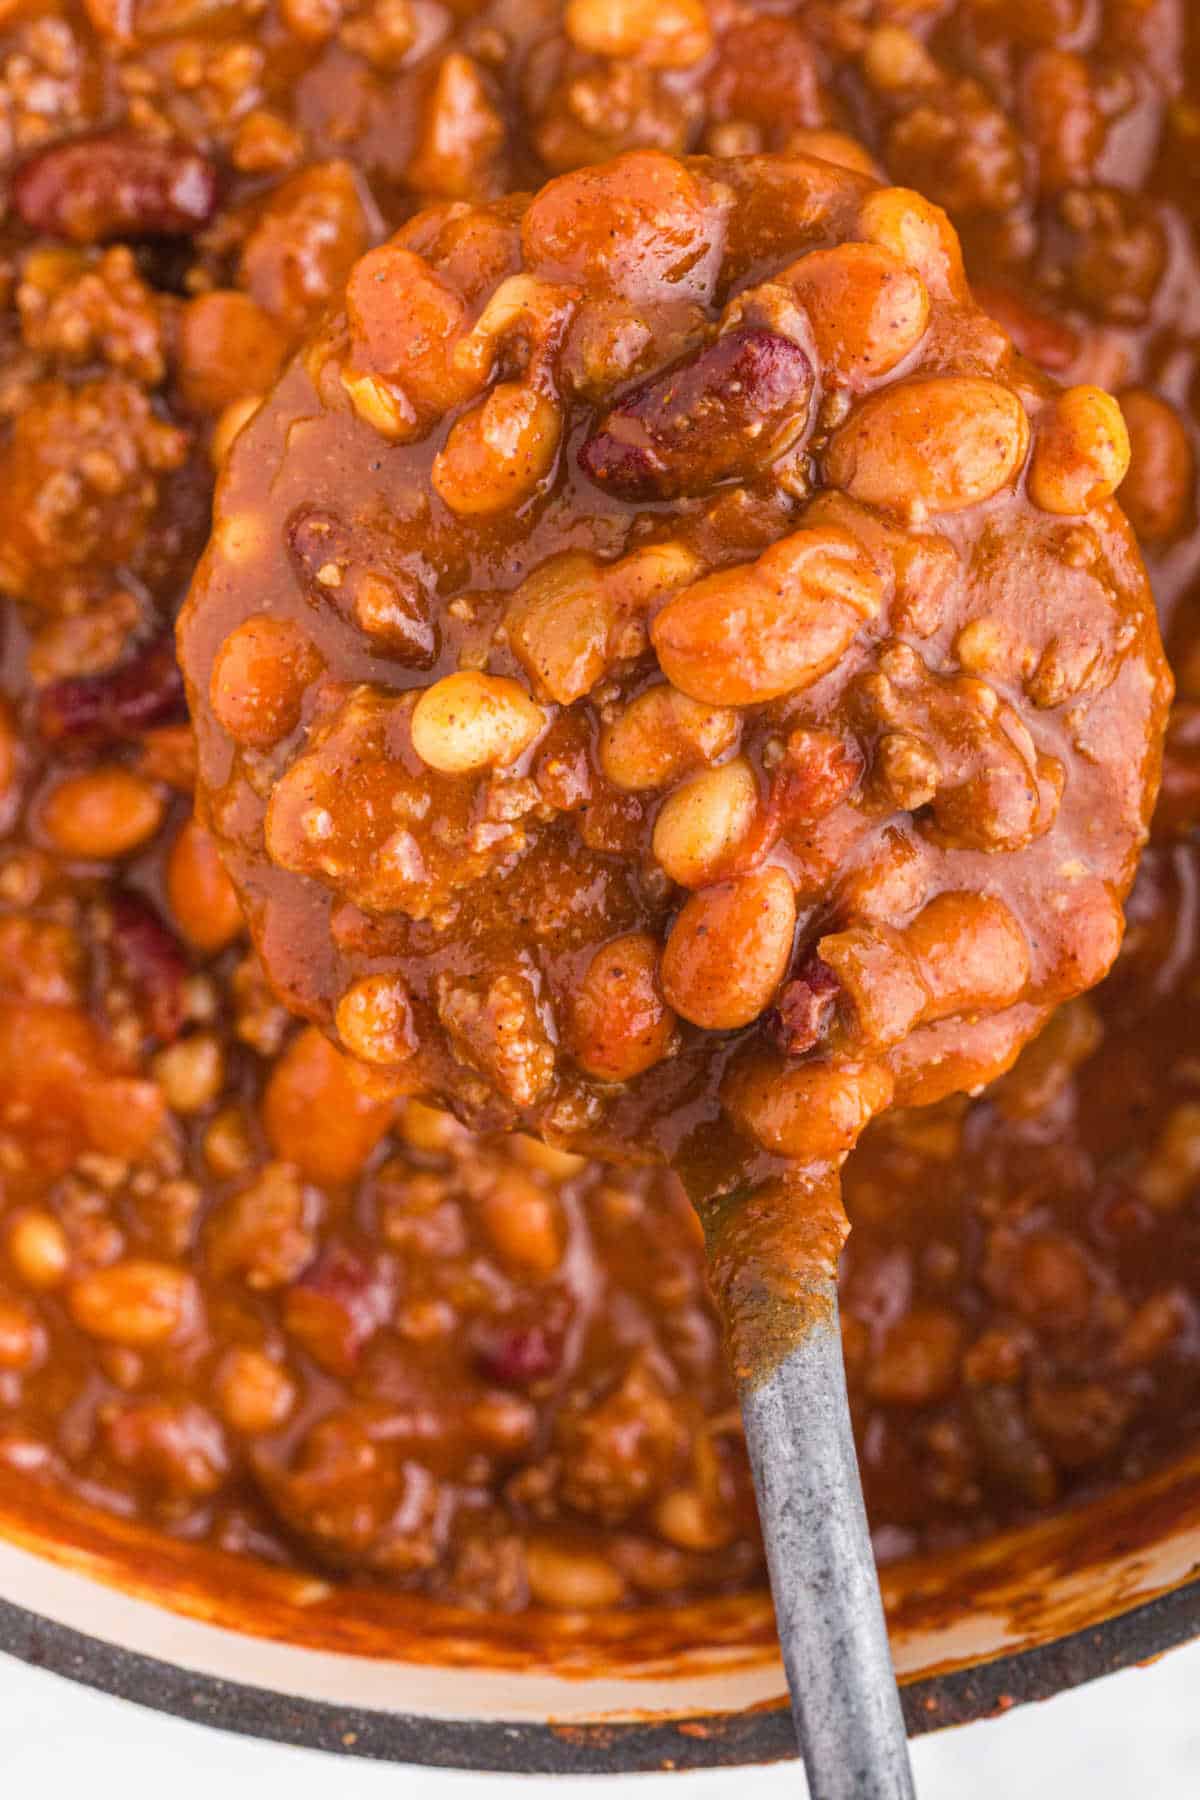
579,327 -> 813,501
13,131 -> 219,244
37,632 -> 186,749
475,1316 -> 565,1387
288,506 -> 437,666
971,281 -> 1081,373
109,890 -> 189,1045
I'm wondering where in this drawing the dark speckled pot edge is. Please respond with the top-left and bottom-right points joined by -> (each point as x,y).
0,1580 -> 1197,1772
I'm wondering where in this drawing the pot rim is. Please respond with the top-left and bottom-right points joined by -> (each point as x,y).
1,1576 -> 1197,1773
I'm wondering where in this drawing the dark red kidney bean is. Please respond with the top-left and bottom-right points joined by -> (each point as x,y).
37,633 -> 186,748
13,131 -> 219,243
109,890 -> 190,1045
288,506 -> 438,667
475,1320 -> 565,1387
771,956 -> 841,1056
579,327 -> 814,501
282,1244 -> 396,1375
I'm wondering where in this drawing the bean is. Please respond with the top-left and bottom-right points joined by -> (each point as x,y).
262,1026 -> 395,1186
579,327 -> 813,501
239,160 -> 369,338
861,24 -> 939,90
600,684 -> 739,791
564,0 -> 712,68
209,615 -> 324,749
166,817 -> 243,954
1022,49 -> 1103,195
0,1300 -> 43,1372
857,186 -> 966,299
215,1347 -> 296,1433
506,551 -> 613,704
405,52 -> 506,201
570,932 -> 677,1081
652,527 -> 882,704
36,632 -> 185,748
818,893 -> 1031,1053
13,130 -> 218,243
80,1076 -> 167,1160
521,152 -> 722,305
1118,389 -> 1194,541
178,291 -> 288,416
867,1307 -> 964,1405
971,281 -> 1080,373
511,1135 -> 586,1178
345,244 -> 475,429
480,1172 -> 565,1275
397,1099 -> 464,1155
654,1486 -> 734,1551
783,242 -> 929,386
335,973 -> 417,1065
825,376 -> 1030,516
784,129 -> 880,179
40,766 -> 164,859
7,1210 -> 71,1290
1013,1232 -> 1093,1331
152,1033 -> 225,1113
1137,1104 -> 1200,1213
524,1538 -> 628,1609
661,866 -> 796,1029
410,671 -> 546,773
723,1055 -> 894,1159
652,757 -> 759,888
432,383 -> 561,515
69,1259 -> 197,1347
1028,385 -> 1130,515
109,890 -> 188,1043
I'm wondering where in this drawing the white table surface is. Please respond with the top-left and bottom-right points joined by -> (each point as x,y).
2,1632 -> 1197,1794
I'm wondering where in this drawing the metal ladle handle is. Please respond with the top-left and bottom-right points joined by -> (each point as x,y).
738,1290 -> 916,1800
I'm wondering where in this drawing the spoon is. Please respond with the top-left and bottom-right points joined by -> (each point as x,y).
689,1166 -> 915,1800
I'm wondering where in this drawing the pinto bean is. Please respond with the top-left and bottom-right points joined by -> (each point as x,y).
723,1054 -> 895,1161
651,757 -> 760,888
825,376 -> 1030,515
783,243 -> 929,386
410,672 -> 547,773
569,932 -> 677,1081
1028,385 -> 1130,514
210,616 -> 324,749
652,527 -> 882,704
661,866 -> 796,1029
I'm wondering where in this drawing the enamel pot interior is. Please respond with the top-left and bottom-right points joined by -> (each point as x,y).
0,1439 -> 1197,1773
